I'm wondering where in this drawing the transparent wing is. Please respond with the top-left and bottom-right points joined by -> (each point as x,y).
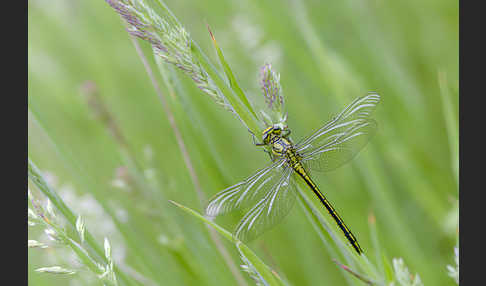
206,158 -> 287,218
295,94 -> 380,172
234,166 -> 296,242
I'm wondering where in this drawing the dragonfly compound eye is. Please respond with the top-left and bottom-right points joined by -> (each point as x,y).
261,126 -> 275,143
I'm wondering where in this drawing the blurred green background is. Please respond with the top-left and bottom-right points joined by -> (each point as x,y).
28,0 -> 458,285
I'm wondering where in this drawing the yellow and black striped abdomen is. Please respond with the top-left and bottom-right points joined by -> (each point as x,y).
288,151 -> 363,254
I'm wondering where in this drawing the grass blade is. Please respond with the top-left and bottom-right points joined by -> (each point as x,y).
169,200 -> 284,286
28,158 -> 133,286
207,25 -> 258,120
190,41 -> 261,136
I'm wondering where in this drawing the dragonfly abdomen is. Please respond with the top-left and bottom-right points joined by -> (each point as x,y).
288,152 -> 363,254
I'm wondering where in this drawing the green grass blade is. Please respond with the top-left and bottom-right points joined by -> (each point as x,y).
368,213 -> 385,280
332,259 -> 374,286
28,158 -> 133,286
438,70 -> 459,188
190,41 -> 261,136
295,182 -> 354,264
207,26 -> 258,120
169,200 -> 284,286
28,158 -> 77,224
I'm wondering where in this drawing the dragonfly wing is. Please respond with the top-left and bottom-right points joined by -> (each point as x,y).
301,119 -> 377,171
206,158 -> 286,218
234,166 -> 296,242
295,94 -> 380,172
296,94 -> 379,150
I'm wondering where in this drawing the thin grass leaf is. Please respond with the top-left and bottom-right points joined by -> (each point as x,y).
76,215 -> 86,243
28,159 -> 77,224
28,240 -> 48,249
296,181 -> 385,286
190,42 -> 261,136
333,259 -> 374,285
128,33 -> 248,286
35,266 -> 76,275
105,237 -> 113,262
105,0 -> 227,109
446,247 -> 459,284
295,182 -> 354,265
368,213 -> 385,279
296,195 -> 357,286
169,200 -> 284,286
65,237 -> 106,277
392,258 -> 423,286
207,25 -> 259,120
154,54 -> 232,183
237,241 -> 282,286
356,255 -> 381,286
28,158 -> 130,286
289,0 -> 363,99
438,70 -> 459,187
382,255 -> 394,284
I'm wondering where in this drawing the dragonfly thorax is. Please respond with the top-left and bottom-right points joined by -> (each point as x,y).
262,125 -> 287,143
261,125 -> 294,157
271,136 -> 293,156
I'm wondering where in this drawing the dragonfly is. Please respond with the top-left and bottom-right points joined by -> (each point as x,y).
206,94 -> 380,254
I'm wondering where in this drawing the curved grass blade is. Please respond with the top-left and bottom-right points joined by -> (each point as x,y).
169,200 -> 284,286
333,259 -> 375,286
28,158 -> 133,286
207,25 -> 259,120
190,37 -> 261,137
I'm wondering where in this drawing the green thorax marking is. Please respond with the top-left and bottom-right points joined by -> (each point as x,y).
261,125 -> 303,163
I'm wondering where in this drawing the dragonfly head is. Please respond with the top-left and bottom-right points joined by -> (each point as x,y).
261,123 -> 289,144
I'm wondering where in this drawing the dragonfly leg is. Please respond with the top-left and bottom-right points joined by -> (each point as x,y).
251,133 -> 266,146
260,148 -> 276,161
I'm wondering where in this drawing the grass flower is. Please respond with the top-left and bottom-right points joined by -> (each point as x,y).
28,240 -> 49,249
390,258 -> 423,286
76,215 -> 86,243
35,266 -> 76,275
447,247 -> 459,284
237,244 -> 267,286
28,162 -> 120,286
105,0 -> 227,109
259,63 -> 286,128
